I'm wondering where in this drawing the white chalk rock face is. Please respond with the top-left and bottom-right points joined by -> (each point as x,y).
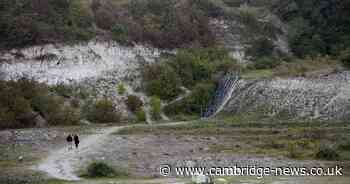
0,41 -> 169,122
223,73 -> 350,120
0,41 -> 162,85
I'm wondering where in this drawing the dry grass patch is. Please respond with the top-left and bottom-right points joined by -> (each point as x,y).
273,56 -> 341,77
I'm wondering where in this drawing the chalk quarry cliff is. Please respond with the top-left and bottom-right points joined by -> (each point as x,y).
224,72 -> 350,120
0,41 -> 349,121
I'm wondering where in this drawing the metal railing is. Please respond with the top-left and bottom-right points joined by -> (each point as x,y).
202,72 -> 240,118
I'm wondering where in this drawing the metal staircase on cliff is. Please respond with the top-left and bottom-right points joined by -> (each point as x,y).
202,72 -> 240,118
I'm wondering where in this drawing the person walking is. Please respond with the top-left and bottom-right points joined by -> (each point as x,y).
66,134 -> 73,150
74,134 -> 80,149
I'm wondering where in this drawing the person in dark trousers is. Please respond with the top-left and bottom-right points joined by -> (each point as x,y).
74,134 -> 80,149
66,134 -> 73,150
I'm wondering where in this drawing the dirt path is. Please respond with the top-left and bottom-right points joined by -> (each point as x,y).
35,122 -> 188,181
36,126 -> 125,181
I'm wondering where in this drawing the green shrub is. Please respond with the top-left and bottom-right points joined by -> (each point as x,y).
126,0 -> 215,48
143,63 -> 182,100
315,145 -> 340,161
247,38 -> 275,58
87,99 -> 121,123
59,106 -> 80,125
0,0 -> 94,48
0,107 -> 15,129
164,82 -> 216,116
185,83 -> 216,114
111,24 -> 129,44
70,98 -> 80,108
51,83 -> 74,98
273,56 -> 339,77
150,96 -> 161,120
338,140 -> 350,151
290,34 -> 327,58
170,47 -> 238,88
32,95 -> 79,126
86,162 -> 116,178
276,0 -> 350,57
126,95 -> 143,112
117,83 -> 126,95
252,57 -> 281,69
287,142 -> 301,159
191,0 -> 224,17
11,97 -> 32,115
0,79 -> 80,129
70,0 -> 94,29
48,106 -> 80,126
238,7 -> 259,28
135,109 -> 146,122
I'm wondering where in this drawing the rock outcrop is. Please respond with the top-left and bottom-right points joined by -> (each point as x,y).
0,41 -> 162,85
0,41 -> 169,122
223,72 -> 350,120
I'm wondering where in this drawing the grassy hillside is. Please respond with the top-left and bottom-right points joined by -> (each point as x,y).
271,0 -> 350,57
1,0 -> 349,58
0,0 -> 216,49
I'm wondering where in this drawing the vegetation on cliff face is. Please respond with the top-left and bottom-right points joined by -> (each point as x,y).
0,79 -> 80,129
86,99 -> 121,124
1,0 -> 350,126
143,47 -> 237,116
0,0 -> 94,48
272,0 -> 350,57
93,0 -> 215,48
1,0 -> 349,60
0,0 -> 216,49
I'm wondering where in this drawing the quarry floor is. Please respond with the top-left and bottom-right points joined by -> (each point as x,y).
0,119 -> 349,184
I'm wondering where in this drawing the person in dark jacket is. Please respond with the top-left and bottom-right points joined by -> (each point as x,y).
66,134 -> 73,150
74,134 -> 80,149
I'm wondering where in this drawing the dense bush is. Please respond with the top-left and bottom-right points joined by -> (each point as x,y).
91,0 -> 215,48
273,56 -> 339,77
126,95 -> 143,112
143,47 -> 237,117
169,47 -> 238,88
237,7 -> 260,29
91,0 -> 217,48
111,24 -> 129,44
190,0 -> 225,18
287,142 -> 301,159
246,38 -> 275,58
86,162 -> 116,178
32,95 -> 79,126
135,109 -> 146,122
273,0 -> 350,57
150,96 -> 161,120
117,83 -> 126,95
143,63 -> 182,100
315,145 -> 340,161
143,47 -> 237,102
0,0 -> 94,48
338,140 -> 350,151
164,82 -> 216,115
87,99 -> 121,123
252,57 -> 281,69
0,79 -> 79,129
51,83 -> 74,98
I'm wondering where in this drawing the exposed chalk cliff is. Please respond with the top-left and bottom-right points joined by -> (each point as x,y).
0,41 -> 169,122
223,72 -> 350,120
209,6 -> 291,64
0,41 -> 163,84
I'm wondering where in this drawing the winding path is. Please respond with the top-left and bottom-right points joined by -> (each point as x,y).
36,122 -> 188,181
37,126 -> 126,181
